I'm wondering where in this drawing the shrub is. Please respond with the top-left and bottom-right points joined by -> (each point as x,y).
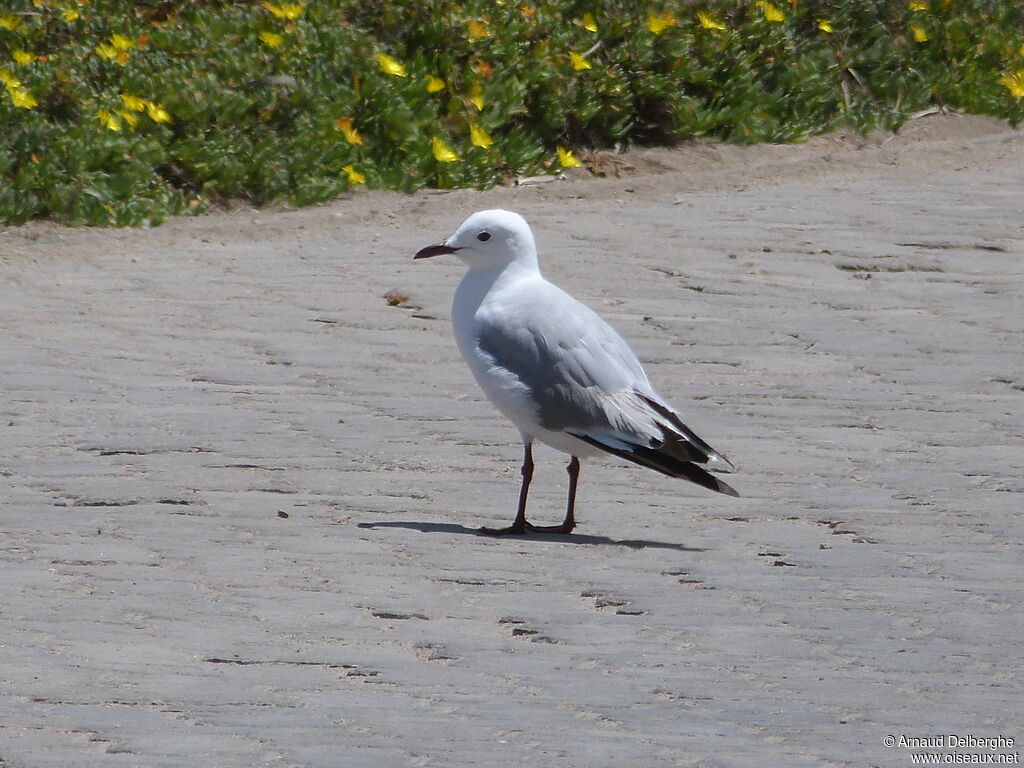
1,1 -> 1022,225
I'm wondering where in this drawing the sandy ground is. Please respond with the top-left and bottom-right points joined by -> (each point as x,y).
1,114 -> 1022,768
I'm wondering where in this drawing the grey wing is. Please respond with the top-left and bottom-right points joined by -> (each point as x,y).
476,292 -> 736,484
476,293 -> 650,433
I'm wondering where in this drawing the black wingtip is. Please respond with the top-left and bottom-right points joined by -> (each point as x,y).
714,477 -> 740,497
675,459 -> 740,496
572,433 -> 740,497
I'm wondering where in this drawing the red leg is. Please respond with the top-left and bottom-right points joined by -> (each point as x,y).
563,455 -> 580,532
525,456 -> 579,535
480,443 -> 533,535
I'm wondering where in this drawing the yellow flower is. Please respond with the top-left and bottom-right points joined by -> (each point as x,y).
262,2 -> 304,20
110,34 -> 134,51
0,14 -> 22,31
62,8 -> 79,22
469,123 -> 494,148
425,74 -> 446,93
999,71 -> 1024,99
757,1 -> 785,22
468,80 -> 484,110
696,11 -> 726,31
466,19 -> 487,40
817,19 -> 833,33
13,51 -> 35,66
556,146 -> 582,168
146,101 -> 172,123
376,52 -> 406,77
95,36 -> 133,65
647,11 -> 675,35
9,88 -> 37,109
118,109 -> 139,129
335,117 -> 364,145
120,93 -> 146,112
910,24 -> 928,42
259,30 -> 285,48
98,109 -> 123,132
569,51 -> 592,71
581,12 -> 598,32
343,164 -> 366,184
432,136 -> 458,163
0,68 -> 19,88
908,1 -> 927,10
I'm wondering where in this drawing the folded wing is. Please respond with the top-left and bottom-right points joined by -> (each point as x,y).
476,284 -> 738,496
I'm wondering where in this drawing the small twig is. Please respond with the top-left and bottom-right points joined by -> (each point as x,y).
240,75 -> 298,89
515,173 -> 566,186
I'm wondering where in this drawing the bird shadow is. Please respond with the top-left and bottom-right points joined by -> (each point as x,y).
356,521 -> 705,552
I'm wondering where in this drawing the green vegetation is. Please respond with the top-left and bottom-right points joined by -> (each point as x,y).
2,1 -> 1023,226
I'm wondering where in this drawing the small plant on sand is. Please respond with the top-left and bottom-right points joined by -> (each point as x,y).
384,289 -> 410,307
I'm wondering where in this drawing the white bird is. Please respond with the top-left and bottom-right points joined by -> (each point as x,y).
415,209 -> 737,535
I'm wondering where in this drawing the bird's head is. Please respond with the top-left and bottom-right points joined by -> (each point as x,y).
414,209 -> 538,272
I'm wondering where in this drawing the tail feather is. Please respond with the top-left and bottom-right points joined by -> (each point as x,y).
571,433 -> 740,497
637,393 -> 736,473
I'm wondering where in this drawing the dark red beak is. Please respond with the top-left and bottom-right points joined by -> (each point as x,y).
414,243 -> 461,260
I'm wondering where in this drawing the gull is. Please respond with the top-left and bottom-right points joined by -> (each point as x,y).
415,209 -> 737,535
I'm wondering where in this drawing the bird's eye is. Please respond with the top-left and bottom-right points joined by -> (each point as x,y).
477,231 -> 491,242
